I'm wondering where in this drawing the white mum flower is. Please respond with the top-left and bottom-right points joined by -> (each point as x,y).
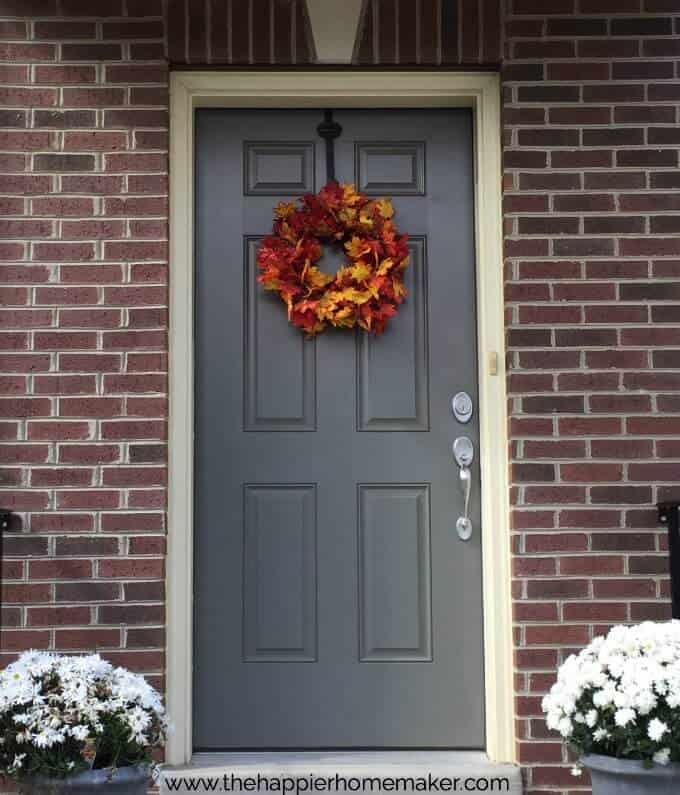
648,718 -> 669,742
614,708 -> 636,728
557,717 -> 573,738
585,709 -> 598,728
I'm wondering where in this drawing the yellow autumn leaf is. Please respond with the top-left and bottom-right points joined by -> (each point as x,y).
377,258 -> 395,276
304,266 -> 334,289
359,212 -> 374,228
376,198 -> 394,219
338,207 -> 357,224
345,235 -> 371,259
393,279 -> 407,298
341,183 -> 363,206
274,201 -> 297,219
350,262 -> 371,282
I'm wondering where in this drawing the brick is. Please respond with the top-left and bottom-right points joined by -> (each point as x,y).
34,332 -> 97,350
59,353 -> 121,372
31,514 -> 94,533
60,309 -> 122,329
56,628 -> 120,649
59,444 -> 121,464
55,536 -> 119,557
32,197 -> 94,216
516,86 -> 580,103
589,394 -> 651,413
56,582 -> 120,602
563,602 -> 627,622
28,606 -> 91,627
33,154 -> 94,172
98,604 -> 163,625
555,328 -> 617,348
611,17 -> 672,34
583,84 -> 645,103
547,62 -> 609,82
618,150 -> 678,168
553,238 -> 615,257
61,175 -> 124,194
31,468 -> 92,487
0,86 -> 56,106
61,44 -> 122,61
62,219 -> 125,239
57,490 -> 120,510
63,88 -> 126,107
34,109 -> 97,128
99,558 -> 163,578
34,65 -> 96,83
29,559 -> 92,579
34,21 -> 96,39
559,509 -> 620,529
35,374 -> 97,395
102,466 -> 165,486
59,264 -> 123,284
591,486 -> 652,505
525,486 -> 586,505
525,625 -> 590,646
60,398 -> 123,418
63,131 -> 128,152
522,395 -> 584,414
591,533 -> 654,552
28,421 -> 91,441
36,286 -> 98,304
104,63 -> 167,82
101,512 -> 163,533
558,417 -> 622,436
557,149 -> 618,169
612,61 -> 675,80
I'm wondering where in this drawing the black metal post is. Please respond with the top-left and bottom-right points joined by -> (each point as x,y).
658,501 -> 680,619
316,109 -> 342,183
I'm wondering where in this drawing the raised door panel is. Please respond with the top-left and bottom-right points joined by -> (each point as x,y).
243,484 -> 317,662
244,141 -> 315,195
358,484 -> 432,662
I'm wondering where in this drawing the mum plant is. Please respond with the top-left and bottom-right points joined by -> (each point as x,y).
0,651 -> 167,782
542,621 -> 680,773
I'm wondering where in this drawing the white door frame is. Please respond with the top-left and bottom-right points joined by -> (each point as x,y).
167,70 -> 513,765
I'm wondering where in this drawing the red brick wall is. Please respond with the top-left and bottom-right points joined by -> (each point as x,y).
1,2 -> 680,794
503,2 -> 680,792
0,0 -> 168,692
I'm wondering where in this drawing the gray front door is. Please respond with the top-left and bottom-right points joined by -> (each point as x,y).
194,108 -> 483,749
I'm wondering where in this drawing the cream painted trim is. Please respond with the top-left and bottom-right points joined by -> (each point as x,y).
168,71 -> 513,766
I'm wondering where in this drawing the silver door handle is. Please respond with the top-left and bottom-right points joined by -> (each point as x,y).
452,436 -> 474,541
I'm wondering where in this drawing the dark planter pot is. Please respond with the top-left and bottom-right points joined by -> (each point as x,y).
19,765 -> 150,794
583,754 -> 680,795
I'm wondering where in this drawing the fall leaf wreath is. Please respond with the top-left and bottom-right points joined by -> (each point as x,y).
257,181 -> 410,335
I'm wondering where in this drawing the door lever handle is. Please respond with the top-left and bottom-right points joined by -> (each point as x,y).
452,436 -> 474,541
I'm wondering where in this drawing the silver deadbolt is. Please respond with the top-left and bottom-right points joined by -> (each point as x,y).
452,436 -> 474,541
451,391 -> 473,424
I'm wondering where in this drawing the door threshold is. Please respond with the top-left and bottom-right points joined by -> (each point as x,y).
161,751 -> 522,793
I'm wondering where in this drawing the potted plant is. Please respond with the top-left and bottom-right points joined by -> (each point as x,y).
0,651 -> 167,793
542,621 -> 680,794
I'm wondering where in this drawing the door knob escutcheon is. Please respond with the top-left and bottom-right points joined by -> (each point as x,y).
452,436 -> 474,541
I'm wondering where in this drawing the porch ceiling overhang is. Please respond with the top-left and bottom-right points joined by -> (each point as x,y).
165,0 -> 502,67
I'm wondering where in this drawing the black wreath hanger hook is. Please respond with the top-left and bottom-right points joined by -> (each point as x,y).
316,109 -> 342,183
